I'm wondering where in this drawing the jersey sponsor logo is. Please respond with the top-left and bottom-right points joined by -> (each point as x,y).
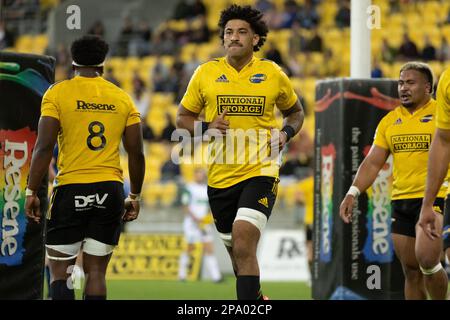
74,193 -> 108,210
217,95 -> 265,116
215,74 -> 229,83
258,197 -> 269,208
76,100 -> 116,112
249,73 -> 267,83
363,155 -> 394,263
420,114 -> 433,123
391,134 -> 431,152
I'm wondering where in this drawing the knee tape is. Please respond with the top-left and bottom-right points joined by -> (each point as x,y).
420,263 -> 443,275
234,207 -> 267,232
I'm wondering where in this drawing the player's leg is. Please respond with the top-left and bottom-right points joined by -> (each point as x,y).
82,242 -> 113,299
233,176 -> 278,300
207,182 -> 241,277
305,224 -> 313,285
83,181 -> 125,300
391,199 -> 426,299
179,219 -> 198,281
416,212 -> 447,299
45,185 -> 84,300
202,225 -> 222,282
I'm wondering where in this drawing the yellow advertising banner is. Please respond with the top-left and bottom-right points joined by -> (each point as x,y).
107,234 -> 203,280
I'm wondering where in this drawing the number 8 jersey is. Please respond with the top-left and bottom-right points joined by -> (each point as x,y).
41,76 -> 141,186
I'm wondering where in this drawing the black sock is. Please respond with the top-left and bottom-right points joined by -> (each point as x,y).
50,280 -> 75,300
236,275 -> 260,300
84,295 -> 106,300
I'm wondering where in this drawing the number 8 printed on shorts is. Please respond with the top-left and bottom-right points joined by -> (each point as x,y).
87,121 -> 106,151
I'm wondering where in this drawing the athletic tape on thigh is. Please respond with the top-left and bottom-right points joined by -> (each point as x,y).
46,242 -> 81,261
218,232 -> 232,247
234,207 -> 267,232
420,263 -> 443,275
83,238 -> 115,256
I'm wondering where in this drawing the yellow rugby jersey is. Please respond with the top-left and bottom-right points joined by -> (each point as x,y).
373,99 -> 446,200
435,67 -> 450,195
41,76 -> 140,186
181,56 -> 298,188
298,176 -> 314,226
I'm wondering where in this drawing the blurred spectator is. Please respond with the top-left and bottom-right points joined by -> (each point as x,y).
381,38 -> 397,63
160,144 -> 181,182
130,20 -> 152,57
184,52 -> 201,77
256,0 -> 275,13
190,15 -> 210,43
288,21 -> 307,56
104,67 -> 120,87
151,55 -> 170,92
161,113 -> 176,142
305,28 -> 322,52
371,59 -> 383,78
322,48 -> 339,77
0,20 -> 16,49
335,0 -> 351,28
280,130 -> 313,181
421,35 -> 436,61
132,84 -> 150,120
87,20 -> 105,38
278,0 -> 299,29
296,0 -> 320,29
116,17 -> 134,56
192,0 -> 207,17
173,0 -> 194,20
398,33 -> 419,60
160,28 -> 178,55
286,54 -> 303,77
265,42 -> 284,66
438,36 -> 450,62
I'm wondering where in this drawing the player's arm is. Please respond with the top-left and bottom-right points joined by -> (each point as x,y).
339,145 -> 390,223
419,128 -> 450,239
275,100 -> 304,150
176,105 -> 229,135
122,122 -> 145,221
25,116 -> 60,222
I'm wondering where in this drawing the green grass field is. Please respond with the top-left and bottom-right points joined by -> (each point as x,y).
45,276 -> 312,300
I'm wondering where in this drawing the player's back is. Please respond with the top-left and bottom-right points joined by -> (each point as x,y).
41,76 -> 140,186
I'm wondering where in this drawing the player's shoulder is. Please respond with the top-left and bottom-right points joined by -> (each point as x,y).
380,106 -> 403,124
46,79 -> 69,92
197,57 -> 223,70
438,67 -> 450,87
257,58 -> 283,71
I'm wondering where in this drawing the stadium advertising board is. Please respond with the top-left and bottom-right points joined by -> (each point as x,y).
0,52 -> 54,299
313,79 -> 403,300
107,234 -> 203,280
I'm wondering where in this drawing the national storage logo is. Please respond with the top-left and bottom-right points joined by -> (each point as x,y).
391,134 -> 431,153
362,155 -> 394,263
319,144 -> 335,263
217,95 -> 265,116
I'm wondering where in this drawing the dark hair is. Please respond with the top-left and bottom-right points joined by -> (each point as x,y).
399,61 -> 434,94
218,4 -> 268,52
70,35 -> 109,66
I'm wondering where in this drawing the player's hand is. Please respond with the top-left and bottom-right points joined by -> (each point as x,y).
418,205 -> 439,240
25,195 -> 41,223
123,198 -> 140,222
270,128 -> 288,152
208,108 -> 229,135
339,194 -> 355,224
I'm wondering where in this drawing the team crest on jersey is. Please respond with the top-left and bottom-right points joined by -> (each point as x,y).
394,118 -> 402,125
215,74 -> 229,83
420,114 -> 433,123
249,74 -> 267,83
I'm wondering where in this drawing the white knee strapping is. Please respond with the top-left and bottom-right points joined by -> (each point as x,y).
234,207 -> 268,232
46,242 -> 82,261
218,232 -> 232,247
83,238 -> 115,256
420,263 -> 443,276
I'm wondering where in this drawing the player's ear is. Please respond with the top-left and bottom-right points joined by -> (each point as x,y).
253,34 -> 260,47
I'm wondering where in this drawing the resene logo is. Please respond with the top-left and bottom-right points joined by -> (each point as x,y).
76,100 -> 116,111
363,155 -> 394,263
217,95 -> 265,116
1,128 -> 36,266
319,144 -> 336,263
